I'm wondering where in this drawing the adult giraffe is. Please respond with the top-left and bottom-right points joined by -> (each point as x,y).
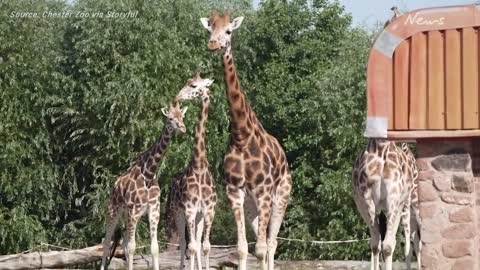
352,139 -> 419,270
200,10 -> 292,270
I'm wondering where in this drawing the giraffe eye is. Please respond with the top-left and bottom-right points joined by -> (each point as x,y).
190,84 -> 197,88
226,30 -> 232,35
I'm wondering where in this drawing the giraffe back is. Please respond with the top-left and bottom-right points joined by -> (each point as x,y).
352,139 -> 415,210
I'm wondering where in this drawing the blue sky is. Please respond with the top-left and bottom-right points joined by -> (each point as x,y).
253,0 -> 474,26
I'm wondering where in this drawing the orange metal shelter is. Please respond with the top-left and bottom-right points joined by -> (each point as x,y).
366,3 -> 480,139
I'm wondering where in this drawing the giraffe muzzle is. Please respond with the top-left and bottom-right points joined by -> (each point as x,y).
208,40 -> 220,50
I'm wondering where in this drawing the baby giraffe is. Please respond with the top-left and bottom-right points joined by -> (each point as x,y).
166,71 -> 216,270
100,102 -> 188,270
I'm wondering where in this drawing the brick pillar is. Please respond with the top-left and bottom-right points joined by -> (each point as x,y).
417,139 -> 479,270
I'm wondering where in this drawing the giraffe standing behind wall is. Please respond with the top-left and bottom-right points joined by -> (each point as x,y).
352,139 -> 419,270
200,10 -> 293,270
100,103 -> 188,270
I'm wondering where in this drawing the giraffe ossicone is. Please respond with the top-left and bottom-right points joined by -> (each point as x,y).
100,102 -> 188,270
166,71 -> 217,270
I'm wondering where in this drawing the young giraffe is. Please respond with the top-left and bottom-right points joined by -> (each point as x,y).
200,10 -> 292,270
165,72 -> 216,270
352,139 -> 418,270
100,103 -> 188,270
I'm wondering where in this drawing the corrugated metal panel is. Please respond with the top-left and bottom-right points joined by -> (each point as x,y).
389,27 -> 479,132
427,31 -> 445,130
462,28 -> 479,129
366,4 -> 480,139
393,40 -> 410,130
409,32 -> 427,130
445,29 -> 462,129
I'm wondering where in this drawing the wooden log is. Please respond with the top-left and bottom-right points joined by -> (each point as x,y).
107,249 -> 417,270
0,245 -> 105,270
0,245 -> 418,270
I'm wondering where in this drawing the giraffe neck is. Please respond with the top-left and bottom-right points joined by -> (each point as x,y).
139,125 -> 174,179
192,97 -> 210,171
222,48 -> 255,143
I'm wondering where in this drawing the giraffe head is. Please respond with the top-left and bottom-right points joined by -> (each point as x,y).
200,9 -> 244,51
176,71 -> 214,102
161,103 -> 188,134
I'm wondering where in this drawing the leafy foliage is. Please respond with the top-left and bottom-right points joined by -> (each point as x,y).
0,0 -> 385,261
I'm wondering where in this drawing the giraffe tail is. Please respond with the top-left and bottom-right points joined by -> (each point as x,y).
378,212 -> 387,241
378,212 -> 387,263
106,227 -> 122,269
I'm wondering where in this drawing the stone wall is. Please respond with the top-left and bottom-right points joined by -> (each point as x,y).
417,139 -> 479,270
477,176 -> 480,270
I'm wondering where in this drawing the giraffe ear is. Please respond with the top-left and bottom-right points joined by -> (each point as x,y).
161,107 -> 169,117
181,106 -> 188,116
200,18 -> 211,32
205,79 -> 214,87
231,16 -> 244,30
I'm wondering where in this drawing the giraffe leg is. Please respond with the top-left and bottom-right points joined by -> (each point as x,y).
175,213 -> 187,270
227,184 -> 248,270
255,186 -> 272,270
411,210 -> 421,270
354,195 -> 380,270
202,206 -> 215,270
101,203 -> 119,270
148,202 -> 160,270
413,229 -> 422,270
401,199 -> 412,270
126,208 -> 139,270
195,214 -> 204,270
122,231 -> 129,262
267,175 -> 291,270
186,209 -> 199,270
383,202 -> 404,270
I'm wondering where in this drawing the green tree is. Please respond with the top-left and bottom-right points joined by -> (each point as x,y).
0,0 -> 67,253
0,0 -> 380,261
43,0 -> 251,248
